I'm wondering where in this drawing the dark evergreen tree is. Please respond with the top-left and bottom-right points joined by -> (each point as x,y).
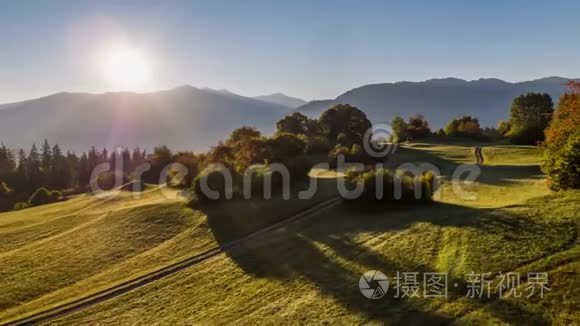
27,144 -> 42,190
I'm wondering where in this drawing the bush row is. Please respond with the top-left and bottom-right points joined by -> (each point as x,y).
343,168 -> 436,204
190,156 -> 313,207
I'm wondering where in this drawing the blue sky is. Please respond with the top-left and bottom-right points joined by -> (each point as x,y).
1,0 -> 579,103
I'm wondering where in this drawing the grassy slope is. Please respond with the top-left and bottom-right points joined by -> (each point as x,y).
0,188 -> 216,321
52,143 -> 578,324
0,173 -> 339,323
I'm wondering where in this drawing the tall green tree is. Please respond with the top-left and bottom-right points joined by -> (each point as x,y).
50,144 -> 69,189
497,121 -> 511,136
276,112 -> 308,135
390,116 -> 408,142
27,144 -> 42,190
406,114 -> 431,140
14,149 -> 28,192
319,104 -> 372,145
0,144 -> 16,182
507,92 -> 554,144
40,139 -> 52,175
267,133 -> 307,162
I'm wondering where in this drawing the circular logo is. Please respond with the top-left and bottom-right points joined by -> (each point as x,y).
363,123 -> 398,158
359,270 -> 389,299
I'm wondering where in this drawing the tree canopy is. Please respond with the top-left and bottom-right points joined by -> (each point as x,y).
444,116 -> 482,138
542,92 -> 580,190
506,92 -> 554,144
319,104 -> 372,145
390,114 -> 431,142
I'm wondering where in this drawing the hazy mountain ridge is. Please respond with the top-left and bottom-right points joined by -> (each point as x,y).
253,93 -> 307,108
297,77 -> 574,128
0,86 -> 288,152
0,77 -> 575,152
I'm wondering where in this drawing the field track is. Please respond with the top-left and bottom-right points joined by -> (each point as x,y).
474,146 -> 484,164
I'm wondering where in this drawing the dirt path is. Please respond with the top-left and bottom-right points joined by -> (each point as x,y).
474,146 -> 484,165
2,196 -> 341,326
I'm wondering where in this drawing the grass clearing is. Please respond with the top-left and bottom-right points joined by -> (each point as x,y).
0,171 -> 341,323
49,141 -> 578,324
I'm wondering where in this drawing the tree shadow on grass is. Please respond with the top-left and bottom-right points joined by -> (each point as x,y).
388,146 -> 544,187
476,165 -> 544,186
208,200 -> 553,324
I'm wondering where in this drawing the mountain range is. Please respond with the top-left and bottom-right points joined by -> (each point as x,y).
253,93 -> 307,108
296,77 -> 573,128
0,77 -> 575,152
0,86 -> 288,152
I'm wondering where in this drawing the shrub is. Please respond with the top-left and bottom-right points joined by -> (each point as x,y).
336,133 -> 349,146
542,93 -> 580,190
497,121 -> 511,136
306,135 -> 330,154
344,168 -> 436,204
507,124 -> 545,145
328,144 -> 383,168
29,187 -> 61,207
13,202 -> 29,211
328,145 -> 351,169
243,165 -> 285,198
285,156 -> 313,181
543,129 -> 580,191
190,165 -> 238,206
268,133 -> 308,162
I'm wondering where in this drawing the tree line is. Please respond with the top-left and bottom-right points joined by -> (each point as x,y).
1,83 -> 578,211
0,104 -> 378,211
389,92 -> 557,144
0,141 -> 148,211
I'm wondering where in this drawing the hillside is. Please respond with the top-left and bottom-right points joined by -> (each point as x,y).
297,77 -> 574,128
0,87 -> 288,152
2,142 -> 577,324
0,170 -> 339,324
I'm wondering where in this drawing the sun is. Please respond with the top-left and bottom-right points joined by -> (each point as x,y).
101,45 -> 150,91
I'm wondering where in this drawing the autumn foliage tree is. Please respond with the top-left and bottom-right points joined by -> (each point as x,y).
542,89 -> 580,190
444,116 -> 482,138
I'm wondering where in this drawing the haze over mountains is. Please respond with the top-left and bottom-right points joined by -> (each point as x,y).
0,77 -> 574,152
0,86 -> 288,152
253,93 -> 307,108
297,77 -> 573,128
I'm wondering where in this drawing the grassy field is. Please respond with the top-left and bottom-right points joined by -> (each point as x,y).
0,172 -> 340,323
1,142 -> 578,324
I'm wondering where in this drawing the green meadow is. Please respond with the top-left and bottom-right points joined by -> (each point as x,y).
1,142 -> 578,324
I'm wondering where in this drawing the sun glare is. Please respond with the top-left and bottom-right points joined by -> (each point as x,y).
101,45 -> 150,91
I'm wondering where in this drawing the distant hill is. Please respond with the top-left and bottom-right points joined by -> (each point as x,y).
297,77 -> 574,128
1,77 -> 574,152
0,86 -> 288,152
253,93 -> 307,109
